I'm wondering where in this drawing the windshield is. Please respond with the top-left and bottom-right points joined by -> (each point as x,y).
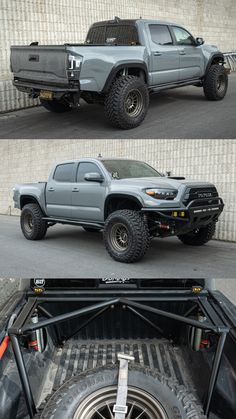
86,24 -> 140,45
102,160 -> 162,179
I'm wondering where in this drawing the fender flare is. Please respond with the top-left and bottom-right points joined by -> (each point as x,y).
104,193 -> 143,219
102,62 -> 149,93
20,194 -> 46,214
205,53 -> 225,76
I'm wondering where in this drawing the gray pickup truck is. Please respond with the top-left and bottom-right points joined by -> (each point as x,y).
13,158 -> 224,263
10,18 -> 229,129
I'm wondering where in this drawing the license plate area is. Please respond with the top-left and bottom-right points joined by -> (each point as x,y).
39,90 -> 53,100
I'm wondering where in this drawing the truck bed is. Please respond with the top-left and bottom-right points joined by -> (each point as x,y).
38,337 -> 198,407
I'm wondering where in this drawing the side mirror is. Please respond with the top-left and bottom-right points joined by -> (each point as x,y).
196,37 -> 204,46
84,172 -> 104,182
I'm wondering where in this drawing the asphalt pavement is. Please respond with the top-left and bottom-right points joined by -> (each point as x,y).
0,215 -> 235,278
0,73 -> 236,139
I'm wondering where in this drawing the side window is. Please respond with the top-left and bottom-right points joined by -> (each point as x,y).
53,163 -> 74,182
172,26 -> 196,46
149,25 -> 173,45
77,162 -> 102,182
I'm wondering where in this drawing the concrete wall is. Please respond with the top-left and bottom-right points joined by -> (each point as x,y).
0,139 -> 235,242
1,0 -> 236,112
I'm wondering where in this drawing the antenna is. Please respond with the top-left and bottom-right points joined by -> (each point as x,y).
98,153 -> 102,158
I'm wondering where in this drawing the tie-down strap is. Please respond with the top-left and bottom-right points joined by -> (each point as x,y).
113,353 -> 135,419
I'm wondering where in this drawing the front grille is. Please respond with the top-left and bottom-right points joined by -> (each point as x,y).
183,186 -> 218,207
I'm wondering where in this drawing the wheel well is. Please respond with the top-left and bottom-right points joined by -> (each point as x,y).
104,196 -> 142,219
206,54 -> 225,74
103,65 -> 148,92
116,67 -> 146,82
211,56 -> 224,66
20,195 -> 40,210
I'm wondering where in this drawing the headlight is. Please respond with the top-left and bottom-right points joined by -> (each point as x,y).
68,54 -> 82,70
145,188 -> 177,200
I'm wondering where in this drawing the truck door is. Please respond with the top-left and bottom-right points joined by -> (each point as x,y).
171,26 -> 204,80
71,162 -> 106,222
146,23 -> 180,85
46,163 -> 76,218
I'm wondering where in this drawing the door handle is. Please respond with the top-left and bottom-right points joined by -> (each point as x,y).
179,50 -> 186,55
153,51 -> 162,56
72,188 -> 79,192
48,187 -> 55,192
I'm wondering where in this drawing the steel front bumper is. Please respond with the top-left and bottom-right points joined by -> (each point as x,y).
141,197 -> 224,234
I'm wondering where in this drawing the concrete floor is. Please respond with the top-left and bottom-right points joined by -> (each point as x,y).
0,215 -> 235,278
0,74 -> 235,139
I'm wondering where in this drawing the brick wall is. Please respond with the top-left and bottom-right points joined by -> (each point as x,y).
1,0 -> 236,112
0,139 -> 235,242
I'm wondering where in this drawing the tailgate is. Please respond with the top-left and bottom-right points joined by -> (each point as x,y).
10,45 -> 70,86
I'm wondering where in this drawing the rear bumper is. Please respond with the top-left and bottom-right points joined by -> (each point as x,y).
141,197 -> 224,233
13,78 -> 79,98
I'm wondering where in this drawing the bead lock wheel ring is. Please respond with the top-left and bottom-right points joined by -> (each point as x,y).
110,223 -> 130,252
124,89 -> 143,117
23,213 -> 34,234
73,386 -> 168,419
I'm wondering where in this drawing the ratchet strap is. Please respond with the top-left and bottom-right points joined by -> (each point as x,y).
113,353 -> 135,419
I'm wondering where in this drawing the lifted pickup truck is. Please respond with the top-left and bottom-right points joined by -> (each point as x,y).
10,18 -> 229,129
13,158 -> 224,263
0,279 -> 235,419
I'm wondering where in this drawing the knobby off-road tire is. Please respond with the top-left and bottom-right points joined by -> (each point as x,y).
103,209 -> 150,263
177,222 -> 216,246
104,75 -> 149,129
40,98 -> 72,113
38,364 -> 206,419
203,64 -> 228,101
20,203 -> 47,240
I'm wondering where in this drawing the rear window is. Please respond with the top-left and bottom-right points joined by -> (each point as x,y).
86,24 -> 139,45
53,163 -> 74,182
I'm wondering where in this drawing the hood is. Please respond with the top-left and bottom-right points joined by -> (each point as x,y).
111,177 -> 214,190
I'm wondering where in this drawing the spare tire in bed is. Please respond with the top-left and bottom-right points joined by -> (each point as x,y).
38,364 -> 206,419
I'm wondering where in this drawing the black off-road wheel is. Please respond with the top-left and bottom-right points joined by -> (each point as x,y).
103,209 -> 150,263
104,75 -> 149,129
40,98 -> 72,113
37,364 -> 206,419
177,222 -> 216,246
203,64 -> 228,100
20,203 -> 47,240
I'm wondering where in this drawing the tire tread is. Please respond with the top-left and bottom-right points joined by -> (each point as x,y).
21,203 -> 47,240
103,209 -> 150,262
104,75 -> 149,129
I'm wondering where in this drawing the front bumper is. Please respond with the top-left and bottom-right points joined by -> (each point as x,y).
141,197 -> 224,234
